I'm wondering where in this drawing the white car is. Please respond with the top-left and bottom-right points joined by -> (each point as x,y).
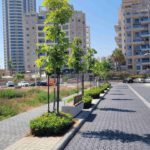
6,81 -> 15,87
133,78 -> 144,83
18,81 -> 29,87
145,77 -> 150,83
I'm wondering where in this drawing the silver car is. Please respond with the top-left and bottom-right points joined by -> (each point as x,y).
145,77 -> 150,83
6,81 -> 15,87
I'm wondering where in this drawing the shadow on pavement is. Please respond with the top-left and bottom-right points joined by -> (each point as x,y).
86,114 -> 97,122
81,130 -> 150,145
112,98 -> 133,101
98,108 -> 136,113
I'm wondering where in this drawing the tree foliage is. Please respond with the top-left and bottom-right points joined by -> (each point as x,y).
36,0 -> 73,74
92,60 -> 111,79
111,48 -> 125,71
68,37 -> 85,73
86,48 -> 97,72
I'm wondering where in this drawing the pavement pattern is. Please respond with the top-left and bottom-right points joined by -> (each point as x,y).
0,93 -> 78,150
65,83 -> 150,150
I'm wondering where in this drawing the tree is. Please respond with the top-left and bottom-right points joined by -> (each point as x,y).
86,48 -> 97,72
36,0 -> 73,114
14,73 -> 24,83
85,48 -> 97,88
92,60 -> 111,84
8,60 -> 13,75
68,37 -> 85,95
111,48 -> 125,71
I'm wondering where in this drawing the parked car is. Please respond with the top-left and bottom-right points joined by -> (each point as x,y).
18,81 -> 29,87
6,81 -> 15,87
123,78 -> 133,83
145,77 -> 150,83
30,81 -> 47,86
133,78 -> 144,83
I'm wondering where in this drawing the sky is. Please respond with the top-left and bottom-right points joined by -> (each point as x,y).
0,0 -> 122,69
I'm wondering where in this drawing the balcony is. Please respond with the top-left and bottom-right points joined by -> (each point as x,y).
141,32 -> 150,38
115,25 -> 121,32
141,45 -> 150,51
133,39 -> 144,44
132,25 -> 147,31
141,19 -> 150,24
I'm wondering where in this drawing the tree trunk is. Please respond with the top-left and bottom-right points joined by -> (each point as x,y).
77,74 -> 79,93
53,87 -> 56,112
56,73 -> 60,114
82,72 -> 84,96
47,75 -> 50,113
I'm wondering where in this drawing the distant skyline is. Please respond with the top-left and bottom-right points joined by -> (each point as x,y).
0,0 -> 122,69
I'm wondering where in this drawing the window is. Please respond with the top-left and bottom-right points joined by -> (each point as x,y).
136,66 -> 141,70
126,18 -> 131,23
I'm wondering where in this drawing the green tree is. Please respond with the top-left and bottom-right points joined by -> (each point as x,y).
68,37 -> 85,94
92,60 -> 111,84
111,48 -> 125,71
36,0 -> 73,114
85,48 -> 97,88
8,60 -> 13,76
86,48 -> 97,72
14,73 -> 24,83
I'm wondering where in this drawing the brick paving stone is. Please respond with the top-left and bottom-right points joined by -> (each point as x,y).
0,101 -> 65,150
65,83 -> 150,150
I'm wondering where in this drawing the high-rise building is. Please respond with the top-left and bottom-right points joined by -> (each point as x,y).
115,0 -> 150,74
2,0 -> 36,73
24,0 -> 36,13
23,13 -> 38,73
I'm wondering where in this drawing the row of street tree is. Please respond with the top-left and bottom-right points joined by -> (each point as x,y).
35,0 -> 111,114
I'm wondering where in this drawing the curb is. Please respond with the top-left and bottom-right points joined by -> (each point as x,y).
53,88 -> 109,150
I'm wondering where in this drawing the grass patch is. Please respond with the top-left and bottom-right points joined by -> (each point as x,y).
0,89 -> 26,99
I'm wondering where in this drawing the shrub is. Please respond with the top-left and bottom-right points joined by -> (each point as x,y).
0,89 -> 26,99
85,82 -> 111,99
82,95 -> 92,109
30,112 -> 73,136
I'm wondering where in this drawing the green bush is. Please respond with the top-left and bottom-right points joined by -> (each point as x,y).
82,95 -> 92,109
30,112 -> 73,136
0,89 -> 26,99
0,105 -> 18,120
85,82 -> 111,99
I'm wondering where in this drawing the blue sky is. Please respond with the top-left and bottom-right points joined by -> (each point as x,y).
0,0 -> 121,68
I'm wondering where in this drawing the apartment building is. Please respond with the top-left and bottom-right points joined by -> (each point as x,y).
115,0 -> 150,74
2,0 -> 36,73
24,7 -> 90,73
37,7 -> 88,51
23,13 -> 38,73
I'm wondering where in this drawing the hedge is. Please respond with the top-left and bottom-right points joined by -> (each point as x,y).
30,112 -> 73,136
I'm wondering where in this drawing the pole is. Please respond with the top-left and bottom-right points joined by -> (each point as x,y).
56,73 -> 60,114
48,75 -> 50,113
82,72 -> 84,96
53,87 -> 56,112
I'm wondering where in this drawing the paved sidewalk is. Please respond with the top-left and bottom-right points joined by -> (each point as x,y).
65,83 -> 150,150
0,93 -> 78,150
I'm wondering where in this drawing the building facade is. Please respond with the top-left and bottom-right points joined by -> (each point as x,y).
24,7 -> 90,73
115,0 -> 150,74
23,13 -> 38,73
2,0 -> 36,73
23,0 -> 36,13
